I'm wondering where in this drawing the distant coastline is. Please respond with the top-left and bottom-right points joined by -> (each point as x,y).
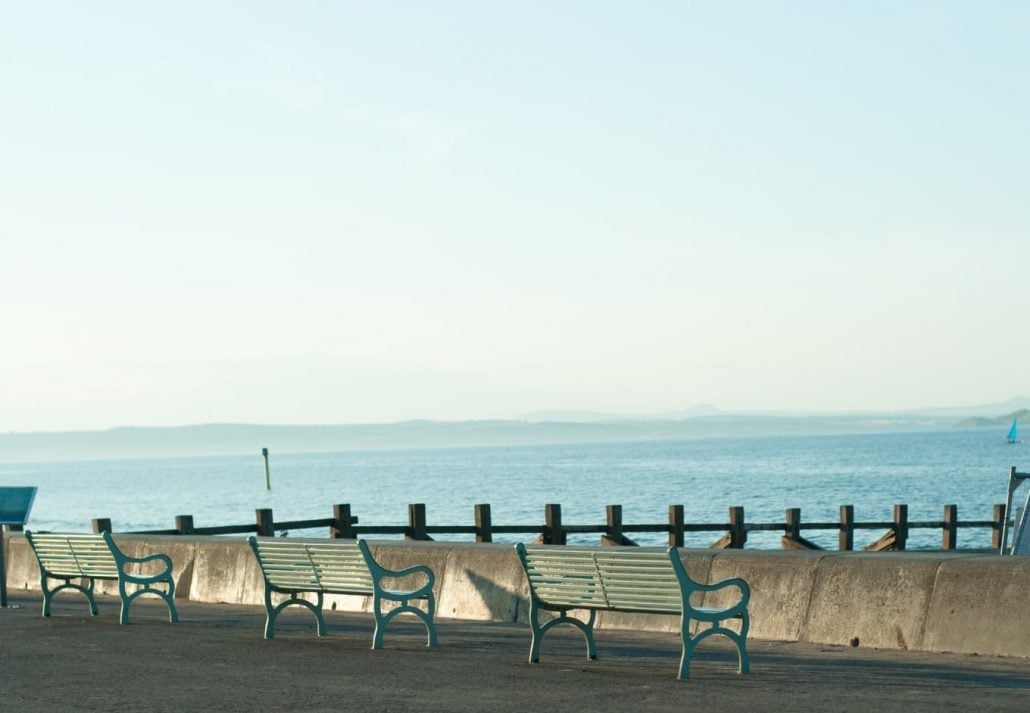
2,406 -> 1026,463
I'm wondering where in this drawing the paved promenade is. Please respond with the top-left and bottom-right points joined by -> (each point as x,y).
1,592 -> 1026,712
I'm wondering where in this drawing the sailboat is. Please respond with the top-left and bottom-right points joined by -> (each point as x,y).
1007,419 -> 1020,444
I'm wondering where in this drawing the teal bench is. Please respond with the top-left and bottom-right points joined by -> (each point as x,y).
515,544 -> 750,679
24,531 -> 178,624
248,537 -> 437,649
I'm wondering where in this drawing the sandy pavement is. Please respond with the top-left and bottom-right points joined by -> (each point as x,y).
0,592 -> 1026,712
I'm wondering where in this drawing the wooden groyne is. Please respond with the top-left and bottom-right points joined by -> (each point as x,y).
29,501 -> 1012,551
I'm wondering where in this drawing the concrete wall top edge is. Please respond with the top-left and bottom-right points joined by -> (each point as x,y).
11,533 -> 1013,559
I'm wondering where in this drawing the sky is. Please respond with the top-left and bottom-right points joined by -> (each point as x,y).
2,1 -> 1029,432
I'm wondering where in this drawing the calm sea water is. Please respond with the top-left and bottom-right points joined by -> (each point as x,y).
1,428 -> 1023,549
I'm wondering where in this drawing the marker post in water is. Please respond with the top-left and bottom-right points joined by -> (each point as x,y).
262,448 -> 271,490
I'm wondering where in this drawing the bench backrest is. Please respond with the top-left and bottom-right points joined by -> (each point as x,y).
593,549 -> 682,613
249,538 -> 375,594
26,532 -> 119,579
517,545 -> 683,614
517,546 -> 608,610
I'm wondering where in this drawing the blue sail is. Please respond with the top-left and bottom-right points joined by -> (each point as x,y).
1007,419 -> 1019,443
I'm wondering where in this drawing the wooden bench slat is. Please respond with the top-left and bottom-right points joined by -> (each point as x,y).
317,577 -> 373,587
524,564 -> 597,576
262,575 -> 318,584
604,583 -> 680,594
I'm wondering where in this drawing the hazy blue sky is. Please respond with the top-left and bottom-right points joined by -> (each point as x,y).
3,2 -> 1028,431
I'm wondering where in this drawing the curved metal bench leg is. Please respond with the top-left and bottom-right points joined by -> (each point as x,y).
528,598 -> 545,663
679,620 -> 751,679
313,592 -> 327,636
372,595 -> 387,650
118,583 -> 178,625
576,609 -> 601,659
264,591 -> 326,639
84,578 -> 99,616
735,614 -> 751,674
41,576 -> 99,618
529,601 -> 597,663
678,636 -> 699,680
424,594 -> 437,647
119,591 -> 131,625
119,579 -> 135,625
678,611 -> 692,680
263,587 -> 279,639
40,574 -> 55,618
372,597 -> 438,650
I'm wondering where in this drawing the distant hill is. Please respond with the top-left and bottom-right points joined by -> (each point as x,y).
519,404 -> 721,422
909,397 -> 1030,418
519,398 -> 1030,422
957,409 -> 1030,429
0,410 -> 988,463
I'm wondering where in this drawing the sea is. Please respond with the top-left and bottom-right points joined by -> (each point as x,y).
1,427 -> 1025,550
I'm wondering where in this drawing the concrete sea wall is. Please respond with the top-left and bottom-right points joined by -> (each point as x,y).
5,535 -> 1028,658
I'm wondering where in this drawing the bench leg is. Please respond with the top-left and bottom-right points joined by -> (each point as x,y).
678,616 -> 750,680
528,600 -> 597,664
736,614 -> 751,674
371,595 -> 437,650
119,593 -> 131,625
39,573 -> 55,618
264,590 -> 326,639
40,575 -> 99,618
118,581 -> 179,625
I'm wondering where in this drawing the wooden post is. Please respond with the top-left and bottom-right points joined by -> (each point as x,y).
782,507 -> 801,549
839,505 -> 855,551
711,506 -> 746,549
782,507 -> 822,550
669,505 -> 685,547
544,504 -> 565,545
474,504 -> 493,543
607,504 -> 623,539
729,506 -> 746,548
893,504 -> 908,551
942,504 -> 958,550
785,508 -> 801,539
407,503 -> 432,540
92,518 -> 112,534
331,504 -> 356,539
992,503 -> 1007,551
175,515 -> 195,535
602,504 -> 636,546
262,447 -> 271,490
255,508 -> 274,537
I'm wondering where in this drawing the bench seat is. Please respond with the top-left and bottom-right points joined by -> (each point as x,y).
516,544 -> 749,679
248,537 -> 437,649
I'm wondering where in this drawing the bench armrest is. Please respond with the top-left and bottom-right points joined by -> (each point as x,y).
118,552 -> 175,584
693,577 -> 750,608
358,540 -> 436,597
375,563 -> 435,593
696,576 -> 748,593
102,532 -> 175,584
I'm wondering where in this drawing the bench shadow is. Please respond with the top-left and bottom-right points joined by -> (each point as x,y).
465,569 -> 527,623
